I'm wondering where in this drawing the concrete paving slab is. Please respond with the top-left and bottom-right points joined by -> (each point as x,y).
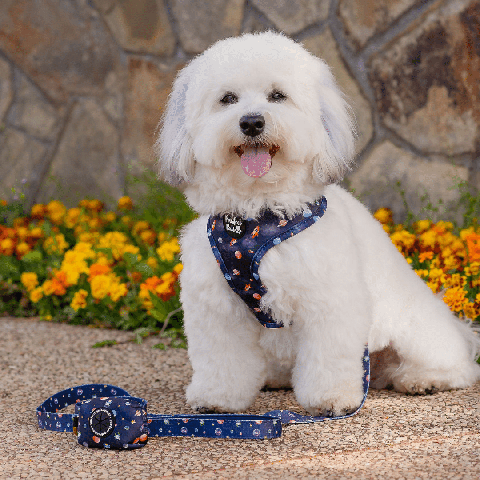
0,317 -> 478,479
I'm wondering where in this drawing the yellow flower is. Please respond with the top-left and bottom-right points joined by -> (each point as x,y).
173,263 -> 183,275
29,227 -> 43,239
15,242 -> 30,258
71,289 -> 88,311
109,282 -> 128,302
43,234 -> 69,255
158,232 -> 167,243
64,208 -> 82,228
414,220 -> 431,234
0,238 -> 15,256
465,262 -> 480,276
390,230 -> 416,251
442,287 -> 467,313
443,274 -> 466,289
30,287 -> 43,303
42,280 -> 55,296
436,220 -> 454,232
60,251 -> 90,285
117,196 -> 133,211
21,272 -> 38,292
16,227 -> 29,241
140,229 -> 156,245
46,200 -> 66,225
103,212 -> 116,223
429,268 -> 446,283
156,238 -> 180,262
30,204 -> 46,219
90,274 -> 111,300
147,257 -> 158,270
132,221 -> 150,236
415,269 -> 429,279
463,302 -> 479,321
419,230 -> 437,249
427,281 -> 440,294
121,216 -> 132,227
374,208 -> 392,225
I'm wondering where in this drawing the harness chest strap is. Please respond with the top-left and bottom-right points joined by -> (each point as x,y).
207,197 -> 328,328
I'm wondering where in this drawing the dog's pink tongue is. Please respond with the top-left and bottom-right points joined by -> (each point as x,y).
241,146 -> 272,178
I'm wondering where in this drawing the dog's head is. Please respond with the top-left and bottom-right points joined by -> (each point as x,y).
156,32 -> 355,213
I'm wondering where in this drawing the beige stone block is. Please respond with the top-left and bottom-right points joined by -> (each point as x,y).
303,29 -> 373,155
103,0 -> 175,56
338,0 -> 418,50
0,57 -> 12,123
369,0 -> 480,156
171,0 -> 245,53
0,128 -> 47,200
37,99 -> 123,208
0,0 -> 121,103
348,140 -> 469,221
122,59 -> 181,170
9,75 -> 61,141
252,0 -> 329,35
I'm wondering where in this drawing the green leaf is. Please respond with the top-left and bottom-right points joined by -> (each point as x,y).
21,251 -> 44,263
91,339 -> 117,348
0,257 -> 20,278
135,262 -> 154,277
124,252 -> 139,267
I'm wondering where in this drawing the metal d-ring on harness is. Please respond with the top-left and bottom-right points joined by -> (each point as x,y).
37,197 -> 370,449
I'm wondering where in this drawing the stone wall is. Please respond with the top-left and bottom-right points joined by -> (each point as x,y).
0,0 -> 479,220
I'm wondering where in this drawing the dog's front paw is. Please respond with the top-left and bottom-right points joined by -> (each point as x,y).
186,380 -> 257,413
295,380 -> 365,417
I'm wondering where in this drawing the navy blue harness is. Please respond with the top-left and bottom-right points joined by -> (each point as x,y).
207,197 -> 328,327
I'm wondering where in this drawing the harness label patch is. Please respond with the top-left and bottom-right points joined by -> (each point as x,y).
223,213 -> 246,239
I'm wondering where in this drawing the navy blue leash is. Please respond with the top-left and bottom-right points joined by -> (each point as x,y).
36,347 -> 369,449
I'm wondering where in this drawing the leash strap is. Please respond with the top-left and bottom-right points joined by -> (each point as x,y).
37,347 -> 369,447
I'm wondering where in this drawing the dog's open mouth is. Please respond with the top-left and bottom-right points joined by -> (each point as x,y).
233,144 -> 280,178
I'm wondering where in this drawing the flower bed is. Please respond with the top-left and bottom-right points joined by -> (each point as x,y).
374,208 -> 480,322
1,197 -> 479,342
0,196 -> 186,338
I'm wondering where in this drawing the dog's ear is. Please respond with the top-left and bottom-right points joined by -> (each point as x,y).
312,60 -> 356,184
155,65 -> 195,186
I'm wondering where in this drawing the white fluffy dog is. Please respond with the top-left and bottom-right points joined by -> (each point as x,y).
156,31 -> 480,415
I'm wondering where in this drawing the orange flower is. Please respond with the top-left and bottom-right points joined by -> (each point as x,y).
51,271 -> 68,295
88,263 -> 112,281
465,233 -> 480,263
418,251 -> 434,263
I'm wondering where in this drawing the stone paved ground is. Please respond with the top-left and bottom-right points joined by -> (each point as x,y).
0,317 -> 479,479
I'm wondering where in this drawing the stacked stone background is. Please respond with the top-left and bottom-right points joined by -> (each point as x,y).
0,0 -> 479,220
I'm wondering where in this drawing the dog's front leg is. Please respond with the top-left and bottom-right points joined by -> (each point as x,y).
183,297 -> 267,413
291,302 -> 370,417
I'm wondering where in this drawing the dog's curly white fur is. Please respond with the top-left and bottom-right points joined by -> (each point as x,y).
156,31 -> 480,415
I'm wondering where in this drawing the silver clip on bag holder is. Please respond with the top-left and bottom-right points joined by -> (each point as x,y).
37,349 -> 369,449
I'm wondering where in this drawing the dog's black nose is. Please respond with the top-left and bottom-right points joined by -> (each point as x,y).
239,114 -> 265,137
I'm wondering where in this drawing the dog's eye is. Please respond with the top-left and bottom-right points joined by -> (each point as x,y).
220,93 -> 239,105
268,90 -> 287,102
